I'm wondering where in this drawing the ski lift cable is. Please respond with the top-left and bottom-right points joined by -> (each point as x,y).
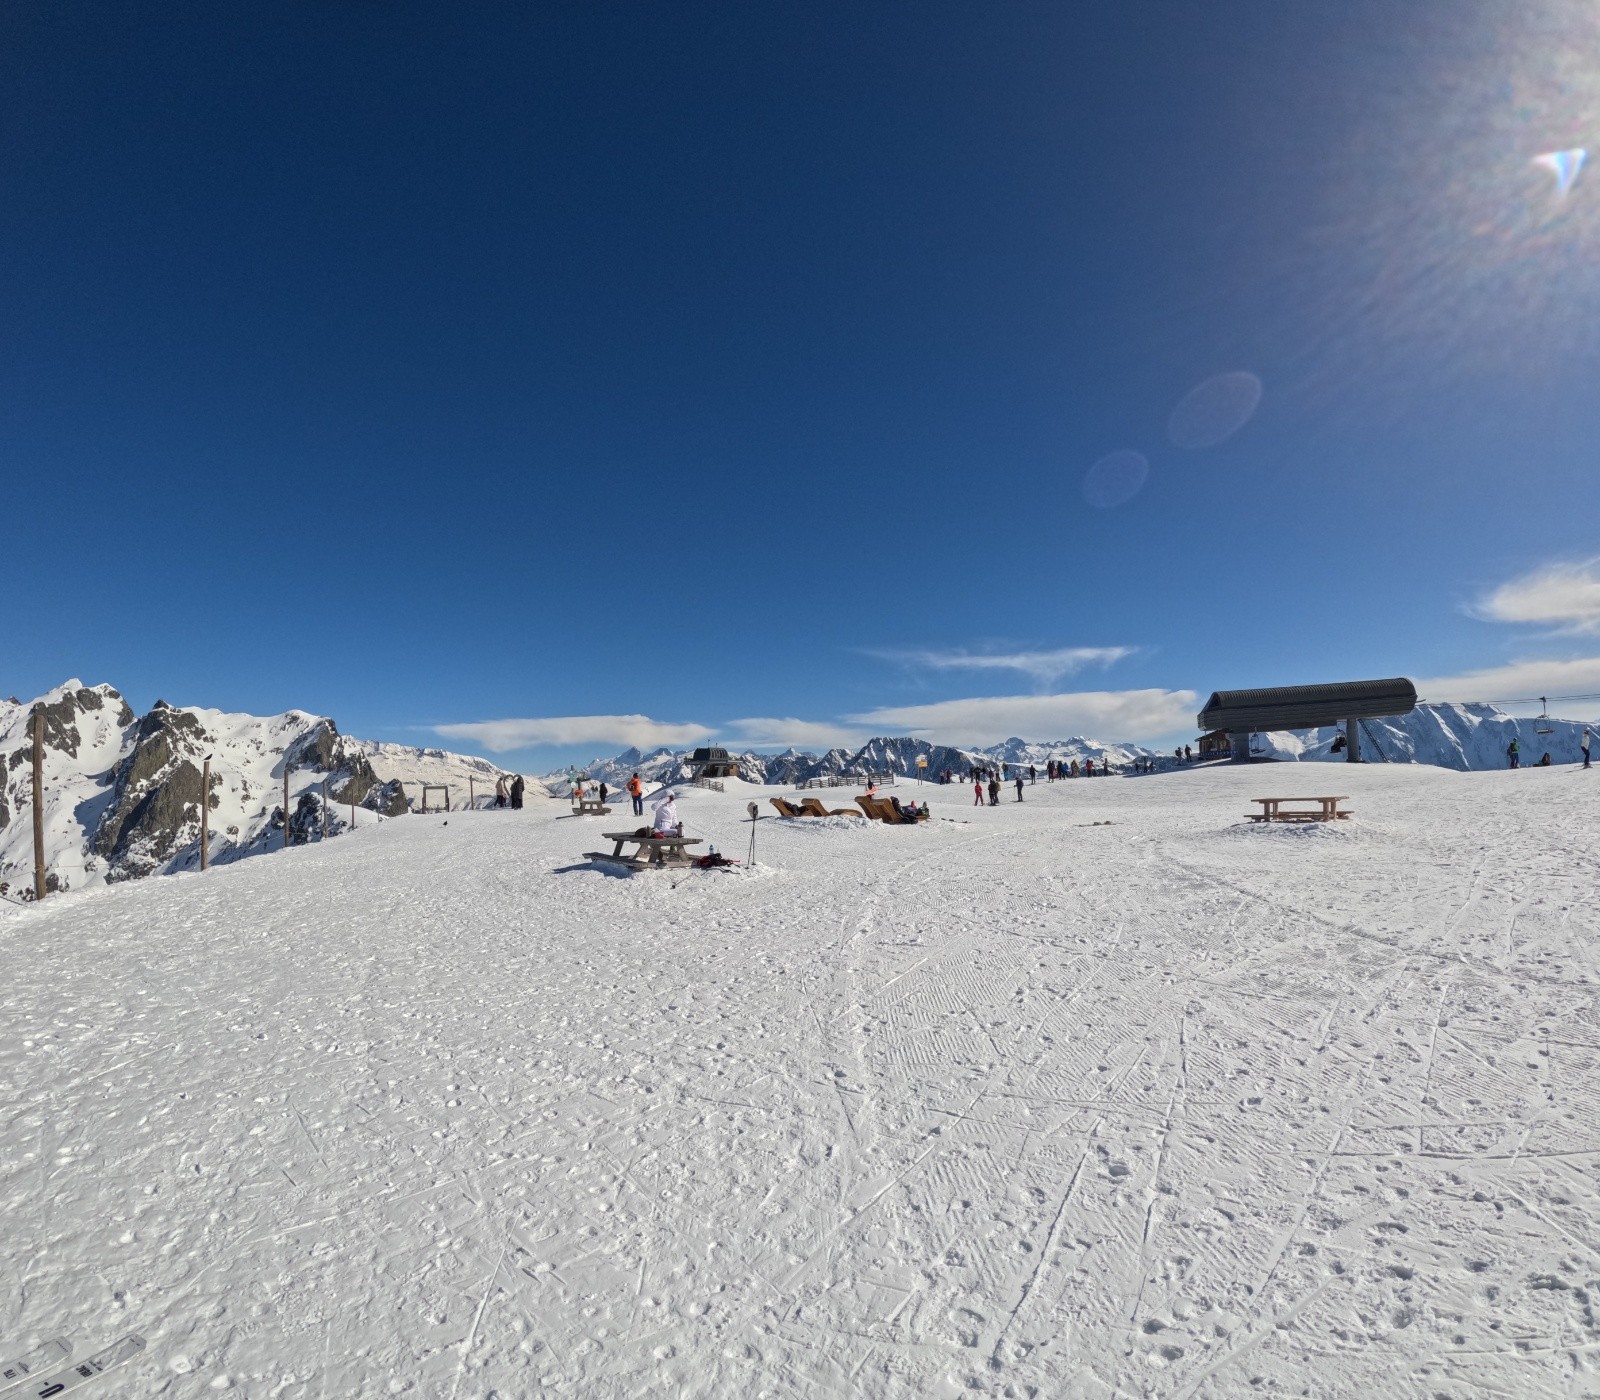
1419,691 -> 1600,708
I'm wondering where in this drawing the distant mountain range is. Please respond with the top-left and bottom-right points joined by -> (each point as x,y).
544,734 -> 1170,793
0,681 -> 546,898
545,701 -> 1597,793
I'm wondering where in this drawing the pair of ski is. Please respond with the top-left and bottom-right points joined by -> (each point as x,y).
0,1335 -> 145,1397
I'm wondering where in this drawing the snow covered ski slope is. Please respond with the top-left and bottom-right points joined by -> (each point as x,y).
3,763 -> 1599,1396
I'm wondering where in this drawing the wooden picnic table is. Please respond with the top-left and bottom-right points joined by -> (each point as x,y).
571,797 -> 611,816
1248,796 -> 1351,823
586,830 -> 704,870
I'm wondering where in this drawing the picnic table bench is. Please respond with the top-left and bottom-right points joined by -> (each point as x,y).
585,830 -> 704,871
571,797 -> 611,816
1248,796 -> 1351,823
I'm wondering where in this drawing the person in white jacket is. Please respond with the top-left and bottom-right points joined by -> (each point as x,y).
651,791 -> 681,835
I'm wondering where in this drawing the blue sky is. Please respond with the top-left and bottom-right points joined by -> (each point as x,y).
6,2 -> 1600,772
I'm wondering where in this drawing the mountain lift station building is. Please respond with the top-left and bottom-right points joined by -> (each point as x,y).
1197,678 -> 1419,762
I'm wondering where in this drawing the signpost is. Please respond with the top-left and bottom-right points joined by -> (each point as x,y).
32,708 -> 46,901
916,756 -> 928,785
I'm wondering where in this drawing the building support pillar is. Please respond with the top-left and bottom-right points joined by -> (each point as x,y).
1231,731 -> 1251,761
1345,717 -> 1361,763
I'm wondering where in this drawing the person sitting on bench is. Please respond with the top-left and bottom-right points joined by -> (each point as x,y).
652,791 -> 682,836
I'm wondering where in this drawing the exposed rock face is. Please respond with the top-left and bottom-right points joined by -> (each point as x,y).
368,779 -> 410,817
288,718 -> 342,771
93,703 -> 211,880
19,684 -> 135,761
286,791 -> 326,845
328,754 -> 382,808
33,693 -> 84,757
286,719 -> 399,815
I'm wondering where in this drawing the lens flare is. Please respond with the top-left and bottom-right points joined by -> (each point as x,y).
1167,371 -> 1263,450
1081,450 -> 1149,509
1533,148 -> 1587,195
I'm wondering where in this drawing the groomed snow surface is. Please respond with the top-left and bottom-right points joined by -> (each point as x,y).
4,763 -> 1599,1397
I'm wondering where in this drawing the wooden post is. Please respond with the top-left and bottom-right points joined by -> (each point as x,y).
321,779 -> 329,839
350,799 -> 356,830
469,776 -> 475,810
31,708 -> 46,902
201,755 -> 211,870
283,768 -> 291,849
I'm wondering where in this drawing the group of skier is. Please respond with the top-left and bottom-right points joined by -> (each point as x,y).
1507,727 -> 1593,770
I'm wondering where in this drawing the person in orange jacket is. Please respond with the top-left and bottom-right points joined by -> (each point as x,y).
627,772 -> 644,816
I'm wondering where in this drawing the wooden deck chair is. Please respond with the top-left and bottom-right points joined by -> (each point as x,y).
853,795 -> 897,822
769,797 -> 806,818
801,797 -> 861,818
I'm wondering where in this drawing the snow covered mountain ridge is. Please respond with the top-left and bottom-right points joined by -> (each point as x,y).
544,734 -> 1168,793
0,681 -> 547,898
544,702 -> 1598,792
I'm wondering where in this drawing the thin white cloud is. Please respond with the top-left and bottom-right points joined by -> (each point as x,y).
848,688 -> 1199,747
871,646 -> 1135,687
1416,656 -> 1600,706
435,714 -> 714,753
725,717 -> 873,750
1473,559 -> 1600,634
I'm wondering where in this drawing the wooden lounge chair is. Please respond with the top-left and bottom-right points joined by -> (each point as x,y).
856,795 -> 927,824
800,797 -> 862,818
769,797 -> 806,818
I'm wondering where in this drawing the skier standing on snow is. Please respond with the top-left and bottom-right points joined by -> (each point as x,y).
494,775 -> 509,808
628,773 -> 645,815
1028,764 -> 1036,784
1015,774 -> 1025,802
510,774 -> 525,810
987,774 -> 1000,806
652,790 -> 682,836
598,781 -> 609,807
973,777 -> 984,806
1508,738 -> 1520,770
1584,728 -> 1592,769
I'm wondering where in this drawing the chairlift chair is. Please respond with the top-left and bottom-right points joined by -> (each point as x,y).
1536,696 -> 1554,736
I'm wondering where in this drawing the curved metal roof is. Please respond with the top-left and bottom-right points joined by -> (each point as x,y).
1197,677 -> 1417,733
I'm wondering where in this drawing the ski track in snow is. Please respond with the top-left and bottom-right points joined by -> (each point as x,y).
2,765 -> 1600,1396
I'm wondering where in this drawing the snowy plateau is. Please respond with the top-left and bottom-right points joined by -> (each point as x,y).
3,754 -> 1600,1397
